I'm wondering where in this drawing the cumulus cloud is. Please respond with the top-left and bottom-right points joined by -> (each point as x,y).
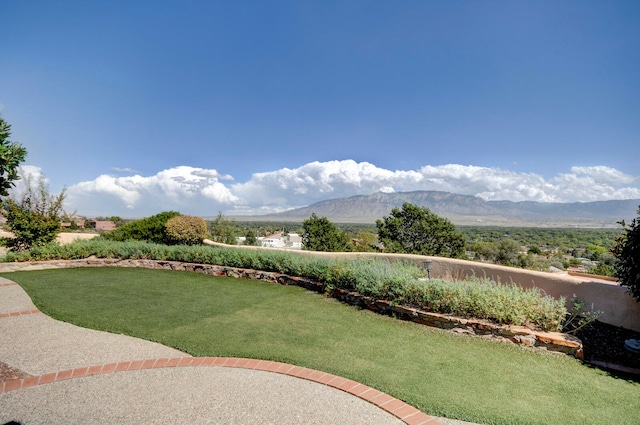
232,160 -> 422,206
66,166 -> 239,216
62,160 -> 640,217
6,165 -> 50,201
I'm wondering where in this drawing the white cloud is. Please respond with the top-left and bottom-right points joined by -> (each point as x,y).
569,166 -> 637,185
66,166 -> 239,216
7,165 -> 49,201
61,161 -> 640,217
232,160 -> 423,208
111,167 -> 141,174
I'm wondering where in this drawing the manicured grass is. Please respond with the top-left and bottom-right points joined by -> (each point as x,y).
4,267 -> 639,425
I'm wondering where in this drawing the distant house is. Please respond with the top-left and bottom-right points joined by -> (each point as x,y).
92,220 -> 116,232
60,217 -> 86,229
286,233 -> 302,249
260,231 -> 302,249
261,231 -> 286,248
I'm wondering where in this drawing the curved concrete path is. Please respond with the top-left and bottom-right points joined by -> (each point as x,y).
0,277 -> 470,425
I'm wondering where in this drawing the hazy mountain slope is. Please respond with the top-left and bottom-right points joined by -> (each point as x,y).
234,191 -> 639,227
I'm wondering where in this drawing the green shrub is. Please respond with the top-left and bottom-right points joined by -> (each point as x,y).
165,215 -> 209,245
100,211 -> 180,243
588,263 -> 615,277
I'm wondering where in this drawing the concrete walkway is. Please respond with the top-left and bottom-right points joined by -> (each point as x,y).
0,277 -> 475,425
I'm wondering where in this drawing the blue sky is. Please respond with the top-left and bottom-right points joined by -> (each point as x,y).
1,1 -> 639,217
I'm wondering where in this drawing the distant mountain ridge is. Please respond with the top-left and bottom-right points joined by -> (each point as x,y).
234,191 -> 640,227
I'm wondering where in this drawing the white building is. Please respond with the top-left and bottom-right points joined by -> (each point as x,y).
260,231 -> 302,249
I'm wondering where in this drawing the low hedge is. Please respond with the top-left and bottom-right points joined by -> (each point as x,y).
2,239 -> 567,331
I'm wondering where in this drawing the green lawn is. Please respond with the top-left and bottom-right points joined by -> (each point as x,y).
4,267 -> 639,425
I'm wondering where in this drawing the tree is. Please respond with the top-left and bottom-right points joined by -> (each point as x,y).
302,213 -> 352,252
612,206 -> 640,300
165,215 -> 209,245
352,230 -> 378,252
0,118 -> 28,197
209,212 -> 240,244
495,239 -> 522,266
244,229 -> 257,246
2,175 -> 66,251
376,202 -> 465,258
471,241 -> 499,262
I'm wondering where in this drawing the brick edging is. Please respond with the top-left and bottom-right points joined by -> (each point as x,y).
0,309 -> 41,319
0,357 -> 442,425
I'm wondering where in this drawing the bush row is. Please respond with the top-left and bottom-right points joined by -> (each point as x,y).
2,240 -> 567,331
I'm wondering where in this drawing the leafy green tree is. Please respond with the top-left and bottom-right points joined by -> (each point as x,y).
471,241 -> 499,262
376,202 -> 465,258
2,175 -> 66,251
165,215 -> 208,245
302,213 -> 352,252
100,211 -> 180,243
527,245 -> 542,255
495,239 -> 522,266
244,229 -> 257,246
0,118 -> 28,197
588,263 -> 615,277
612,206 -> 640,300
209,212 -> 240,244
352,229 -> 378,252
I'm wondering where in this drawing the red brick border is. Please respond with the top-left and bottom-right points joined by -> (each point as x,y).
0,357 -> 442,425
0,309 -> 41,319
0,282 -> 41,317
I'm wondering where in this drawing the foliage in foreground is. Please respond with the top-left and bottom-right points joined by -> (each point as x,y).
3,239 -> 568,330
0,117 -> 28,197
612,206 -> 640,301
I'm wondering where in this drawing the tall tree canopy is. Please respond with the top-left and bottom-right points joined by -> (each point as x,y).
302,213 -> 352,252
376,202 -> 466,258
0,118 -> 28,197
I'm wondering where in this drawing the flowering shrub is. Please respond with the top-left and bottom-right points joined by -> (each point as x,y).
165,215 -> 209,245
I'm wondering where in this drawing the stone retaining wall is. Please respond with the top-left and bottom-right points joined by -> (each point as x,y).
0,257 -> 583,359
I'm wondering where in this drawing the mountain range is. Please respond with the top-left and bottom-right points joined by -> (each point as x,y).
234,191 -> 640,227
